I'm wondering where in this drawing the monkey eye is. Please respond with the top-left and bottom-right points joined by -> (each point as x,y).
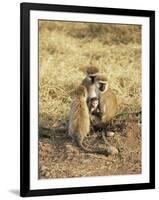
98,82 -> 108,92
99,83 -> 104,87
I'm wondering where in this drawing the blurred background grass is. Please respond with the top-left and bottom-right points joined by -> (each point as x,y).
39,20 -> 141,128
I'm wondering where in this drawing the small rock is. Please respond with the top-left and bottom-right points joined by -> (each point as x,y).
106,146 -> 119,155
106,131 -> 115,137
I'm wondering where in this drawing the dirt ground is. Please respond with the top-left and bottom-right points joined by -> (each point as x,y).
38,118 -> 141,179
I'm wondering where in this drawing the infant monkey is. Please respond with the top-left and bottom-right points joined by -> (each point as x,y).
88,97 -> 103,118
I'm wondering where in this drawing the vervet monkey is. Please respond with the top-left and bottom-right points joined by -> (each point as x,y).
88,97 -> 100,132
88,97 -> 102,118
68,85 -> 118,155
68,85 -> 90,151
95,74 -> 118,124
82,66 -> 99,99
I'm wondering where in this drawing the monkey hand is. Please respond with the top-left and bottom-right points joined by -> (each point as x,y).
95,111 -> 103,118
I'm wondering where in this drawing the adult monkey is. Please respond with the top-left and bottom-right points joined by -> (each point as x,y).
82,65 -> 99,99
94,74 -> 118,128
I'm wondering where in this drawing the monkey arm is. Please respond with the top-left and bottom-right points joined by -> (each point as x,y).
92,110 -> 103,118
91,105 -> 104,118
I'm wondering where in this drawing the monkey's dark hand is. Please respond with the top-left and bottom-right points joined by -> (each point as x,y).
94,111 -> 103,118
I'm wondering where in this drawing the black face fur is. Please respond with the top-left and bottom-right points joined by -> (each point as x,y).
89,75 -> 96,84
99,82 -> 106,92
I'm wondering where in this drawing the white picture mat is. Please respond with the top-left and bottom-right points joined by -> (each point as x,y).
30,10 -> 150,190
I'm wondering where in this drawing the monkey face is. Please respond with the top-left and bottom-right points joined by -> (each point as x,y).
92,100 -> 98,108
88,74 -> 97,84
98,82 -> 108,92
89,97 -> 98,109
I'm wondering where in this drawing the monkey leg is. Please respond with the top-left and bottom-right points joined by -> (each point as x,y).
76,135 -> 117,156
89,114 -> 97,135
101,132 -> 118,155
101,132 -> 111,146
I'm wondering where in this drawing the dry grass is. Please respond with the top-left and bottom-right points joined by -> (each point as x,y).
38,20 -> 142,179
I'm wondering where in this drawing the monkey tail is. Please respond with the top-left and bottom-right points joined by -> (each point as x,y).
39,127 -> 68,138
41,127 -> 67,132
76,135 -> 117,156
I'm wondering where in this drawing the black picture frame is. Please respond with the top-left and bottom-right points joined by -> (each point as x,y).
20,2 -> 155,197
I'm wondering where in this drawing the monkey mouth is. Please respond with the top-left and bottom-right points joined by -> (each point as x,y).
90,76 -> 96,84
98,82 -> 108,92
99,86 -> 106,92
